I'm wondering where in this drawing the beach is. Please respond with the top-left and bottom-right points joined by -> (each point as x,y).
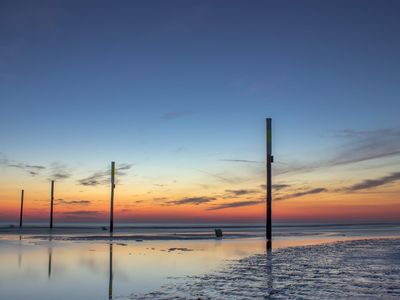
2,0 -> 399,299
0,223 -> 399,299
130,238 -> 400,299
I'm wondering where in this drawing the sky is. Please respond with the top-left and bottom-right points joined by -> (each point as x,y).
1,0 -> 399,224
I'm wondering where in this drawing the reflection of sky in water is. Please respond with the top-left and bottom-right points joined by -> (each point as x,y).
1,224 -> 400,300
1,238 -> 266,300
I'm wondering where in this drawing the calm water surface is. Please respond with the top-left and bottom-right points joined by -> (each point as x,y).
0,223 -> 399,300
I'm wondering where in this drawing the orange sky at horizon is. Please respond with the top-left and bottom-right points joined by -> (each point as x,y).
1,161 -> 399,224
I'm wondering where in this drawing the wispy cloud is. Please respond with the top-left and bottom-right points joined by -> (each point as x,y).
0,157 -> 45,176
0,156 -> 74,179
62,210 -> 99,215
272,184 -> 291,191
78,170 -> 108,186
9,163 -> 45,175
207,200 -> 263,210
116,163 -> 132,175
77,163 -> 133,186
260,183 -> 291,191
273,163 -> 316,176
270,128 -> 400,176
196,169 -> 238,184
52,172 -> 71,180
160,111 -> 192,121
225,189 -> 258,196
275,188 -> 327,201
164,196 -> 216,206
55,199 -> 91,206
343,172 -> 400,191
329,128 -> 400,166
219,159 -> 262,164
49,162 -> 71,180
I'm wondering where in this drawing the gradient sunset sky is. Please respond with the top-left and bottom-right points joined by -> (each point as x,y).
1,0 -> 399,224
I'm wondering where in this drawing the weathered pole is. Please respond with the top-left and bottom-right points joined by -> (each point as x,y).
50,180 -> 54,229
266,118 -> 273,249
110,161 -> 115,233
19,189 -> 24,227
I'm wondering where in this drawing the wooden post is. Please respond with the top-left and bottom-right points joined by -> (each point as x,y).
50,180 -> 54,229
266,118 -> 273,249
110,162 -> 115,233
19,189 -> 24,227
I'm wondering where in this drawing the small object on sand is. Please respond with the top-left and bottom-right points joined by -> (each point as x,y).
101,226 -> 107,231
214,228 -> 223,238
167,247 -> 193,252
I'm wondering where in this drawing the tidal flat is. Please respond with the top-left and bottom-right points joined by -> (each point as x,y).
0,223 -> 399,299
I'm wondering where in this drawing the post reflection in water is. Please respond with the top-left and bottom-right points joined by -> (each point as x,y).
109,239 -> 113,300
9,235 -> 273,299
48,236 -> 53,279
265,246 -> 273,298
266,240 -> 272,252
18,235 -> 22,268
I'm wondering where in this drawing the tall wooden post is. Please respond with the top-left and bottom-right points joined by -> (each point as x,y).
19,189 -> 24,227
110,161 -> 115,233
266,118 -> 273,249
50,180 -> 54,229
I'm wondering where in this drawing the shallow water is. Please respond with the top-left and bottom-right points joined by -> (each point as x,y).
0,223 -> 399,300
130,238 -> 400,299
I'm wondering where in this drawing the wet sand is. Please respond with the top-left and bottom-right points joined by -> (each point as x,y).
129,238 -> 400,299
1,224 -> 399,299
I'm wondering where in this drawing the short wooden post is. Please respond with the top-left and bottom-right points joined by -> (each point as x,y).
19,189 -> 24,227
50,180 -> 54,229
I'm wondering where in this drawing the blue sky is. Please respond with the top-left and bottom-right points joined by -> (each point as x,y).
1,1 -> 399,160
1,1 -> 400,223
